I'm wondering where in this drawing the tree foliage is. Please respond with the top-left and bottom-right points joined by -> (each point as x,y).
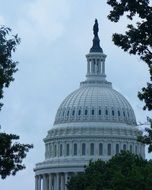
0,133 -> 33,179
0,26 -> 20,110
0,26 -> 33,179
107,0 -> 152,153
67,151 -> 152,190
138,117 -> 152,153
107,0 -> 152,111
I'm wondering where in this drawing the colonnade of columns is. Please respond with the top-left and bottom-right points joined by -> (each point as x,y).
35,172 -> 73,190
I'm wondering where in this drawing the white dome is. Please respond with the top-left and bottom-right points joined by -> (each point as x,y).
34,21 -> 144,190
54,80 -> 136,126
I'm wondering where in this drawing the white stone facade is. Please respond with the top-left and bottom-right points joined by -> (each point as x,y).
34,21 -> 145,190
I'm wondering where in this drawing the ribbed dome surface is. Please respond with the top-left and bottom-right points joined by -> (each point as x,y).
54,83 -> 136,126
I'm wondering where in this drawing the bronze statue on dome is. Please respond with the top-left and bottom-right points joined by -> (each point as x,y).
93,19 -> 99,37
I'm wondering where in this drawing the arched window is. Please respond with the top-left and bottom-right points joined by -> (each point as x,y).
85,110 -> 88,115
54,144 -> 57,157
90,143 -> 94,155
92,109 -> 94,115
82,143 -> 86,155
99,143 -> 103,155
66,144 -> 70,156
99,109 -> 101,115
74,143 -> 77,156
116,144 -> 119,154
130,145 -> 133,153
108,144 -> 111,156
60,144 -> 63,156
123,144 -> 127,151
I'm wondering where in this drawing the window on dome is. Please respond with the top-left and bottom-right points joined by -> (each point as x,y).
54,144 -> 57,157
62,111 -> 65,116
116,144 -> 119,154
123,144 -> 127,151
90,143 -> 94,155
99,109 -> 101,115
99,143 -> 103,155
67,110 -> 69,116
112,110 -> 114,116
78,110 -> 81,115
85,110 -> 88,115
118,110 -> 120,116
82,143 -> 86,155
108,144 -> 111,156
127,112 -> 129,117
60,144 -> 63,156
92,109 -> 94,115
74,143 -> 77,156
105,110 -> 108,115
66,144 -> 70,156
123,111 -> 125,117
130,145 -> 133,153
72,110 -> 75,116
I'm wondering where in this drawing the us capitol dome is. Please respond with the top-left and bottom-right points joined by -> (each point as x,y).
34,19 -> 145,190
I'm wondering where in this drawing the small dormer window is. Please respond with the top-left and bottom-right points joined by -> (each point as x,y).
67,110 -> 69,116
118,110 -> 120,116
123,111 -> 125,117
99,109 -> 101,115
92,109 -> 94,115
72,110 -> 75,116
78,110 -> 81,115
106,110 -> 108,115
85,110 -> 88,115
112,110 -> 114,116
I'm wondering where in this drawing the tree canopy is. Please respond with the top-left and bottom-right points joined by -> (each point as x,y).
107,0 -> 152,111
67,151 -> 152,190
0,26 -> 33,179
107,0 -> 152,152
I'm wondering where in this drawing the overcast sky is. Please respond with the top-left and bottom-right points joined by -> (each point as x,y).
0,0 -> 151,189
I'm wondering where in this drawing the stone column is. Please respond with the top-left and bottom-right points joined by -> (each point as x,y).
35,175 -> 39,190
91,59 -> 94,74
49,174 -> 52,190
64,173 -> 68,190
43,174 -> 47,190
102,60 -> 105,75
87,60 -> 90,74
38,175 -> 41,190
98,59 -> 101,74
56,173 -> 59,190
46,175 -> 49,190
60,174 -> 64,190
